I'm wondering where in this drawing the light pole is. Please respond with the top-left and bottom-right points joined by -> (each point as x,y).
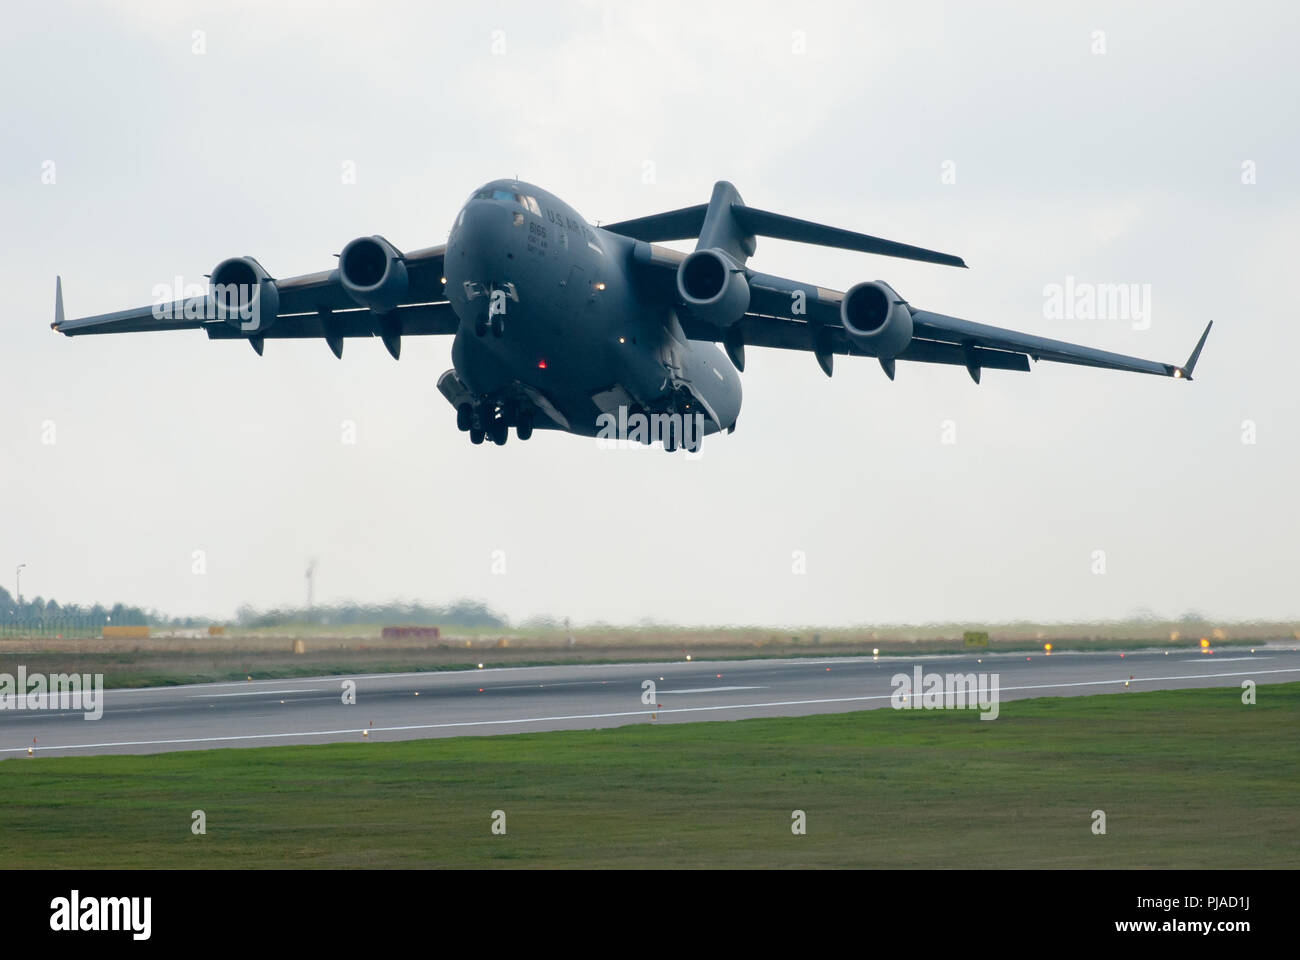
15,564 -> 26,605
305,559 -> 317,611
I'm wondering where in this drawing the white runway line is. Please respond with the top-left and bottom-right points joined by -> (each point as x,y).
5,666 -> 1298,755
191,689 -> 329,698
82,650 -> 1300,698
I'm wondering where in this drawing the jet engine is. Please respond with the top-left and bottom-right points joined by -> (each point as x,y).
210,256 -> 279,333
676,248 -> 750,328
840,281 -> 913,358
339,235 -> 409,312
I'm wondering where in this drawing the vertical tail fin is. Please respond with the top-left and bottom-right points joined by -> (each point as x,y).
697,181 -> 756,265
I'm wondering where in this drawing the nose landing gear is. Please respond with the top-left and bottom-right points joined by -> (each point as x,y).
473,312 -> 506,338
472,284 -> 508,338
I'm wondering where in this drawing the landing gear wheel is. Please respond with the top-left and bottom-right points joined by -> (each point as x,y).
490,419 -> 509,445
456,404 -> 473,432
474,315 -> 488,337
470,426 -> 486,445
516,413 -> 533,441
490,315 -> 505,337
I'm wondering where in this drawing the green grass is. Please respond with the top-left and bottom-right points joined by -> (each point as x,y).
2,684 -> 1297,868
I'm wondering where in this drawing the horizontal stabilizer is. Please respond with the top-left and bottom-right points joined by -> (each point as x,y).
602,197 -> 966,268
731,206 -> 967,268
601,204 -> 708,242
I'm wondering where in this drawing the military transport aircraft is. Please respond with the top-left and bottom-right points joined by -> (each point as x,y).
53,179 -> 1211,451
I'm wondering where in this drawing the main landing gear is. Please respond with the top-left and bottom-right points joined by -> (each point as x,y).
457,401 -> 533,446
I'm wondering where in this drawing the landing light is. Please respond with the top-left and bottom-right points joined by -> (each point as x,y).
439,277 -> 446,284
1173,368 -> 1184,379
595,282 -> 606,291
618,336 -> 626,344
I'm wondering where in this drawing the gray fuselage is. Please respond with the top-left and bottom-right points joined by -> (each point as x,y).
442,180 -> 741,438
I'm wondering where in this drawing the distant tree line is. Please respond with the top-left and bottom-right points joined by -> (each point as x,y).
0,587 -> 505,636
0,586 -> 179,636
235,599 -> 505,629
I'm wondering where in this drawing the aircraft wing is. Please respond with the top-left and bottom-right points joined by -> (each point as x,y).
636,246 -> 1211,382
51,243 -> 454,359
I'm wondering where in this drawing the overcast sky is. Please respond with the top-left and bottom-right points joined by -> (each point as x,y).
1,1 -> 1296,626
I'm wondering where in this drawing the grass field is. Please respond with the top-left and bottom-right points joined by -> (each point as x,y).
2,683 -> 1297,868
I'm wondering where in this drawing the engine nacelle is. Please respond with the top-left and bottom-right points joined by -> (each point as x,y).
210,256 -> 279,334
676,248 -> 750,328
339,235 -> 409,312
840,281 -> 913,359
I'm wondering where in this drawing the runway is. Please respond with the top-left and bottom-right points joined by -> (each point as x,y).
3,647 -> 1298,758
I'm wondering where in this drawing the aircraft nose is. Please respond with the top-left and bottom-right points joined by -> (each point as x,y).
461,197 -> 509,235
454,200 -> 515,281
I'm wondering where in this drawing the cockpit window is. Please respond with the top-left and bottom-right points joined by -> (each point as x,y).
471,188 -> 541,216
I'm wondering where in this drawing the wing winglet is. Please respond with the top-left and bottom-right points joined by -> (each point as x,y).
1178,321 -> 1212,381
53,276 -> 65,330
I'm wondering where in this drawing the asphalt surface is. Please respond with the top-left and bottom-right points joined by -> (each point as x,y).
2,646 -> 1297,757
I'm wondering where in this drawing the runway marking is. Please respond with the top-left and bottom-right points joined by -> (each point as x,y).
1178,657 -> 1269,663
660,686 -> 764,694
191,689 -> 329,698
6,667 -> 1299,755
77,649 -> 1300,697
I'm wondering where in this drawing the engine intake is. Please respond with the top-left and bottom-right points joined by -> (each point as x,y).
676,248 -> 750,328
840,281 -> 913,358
340,235 -> 409,312
210,256 -> 279,333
